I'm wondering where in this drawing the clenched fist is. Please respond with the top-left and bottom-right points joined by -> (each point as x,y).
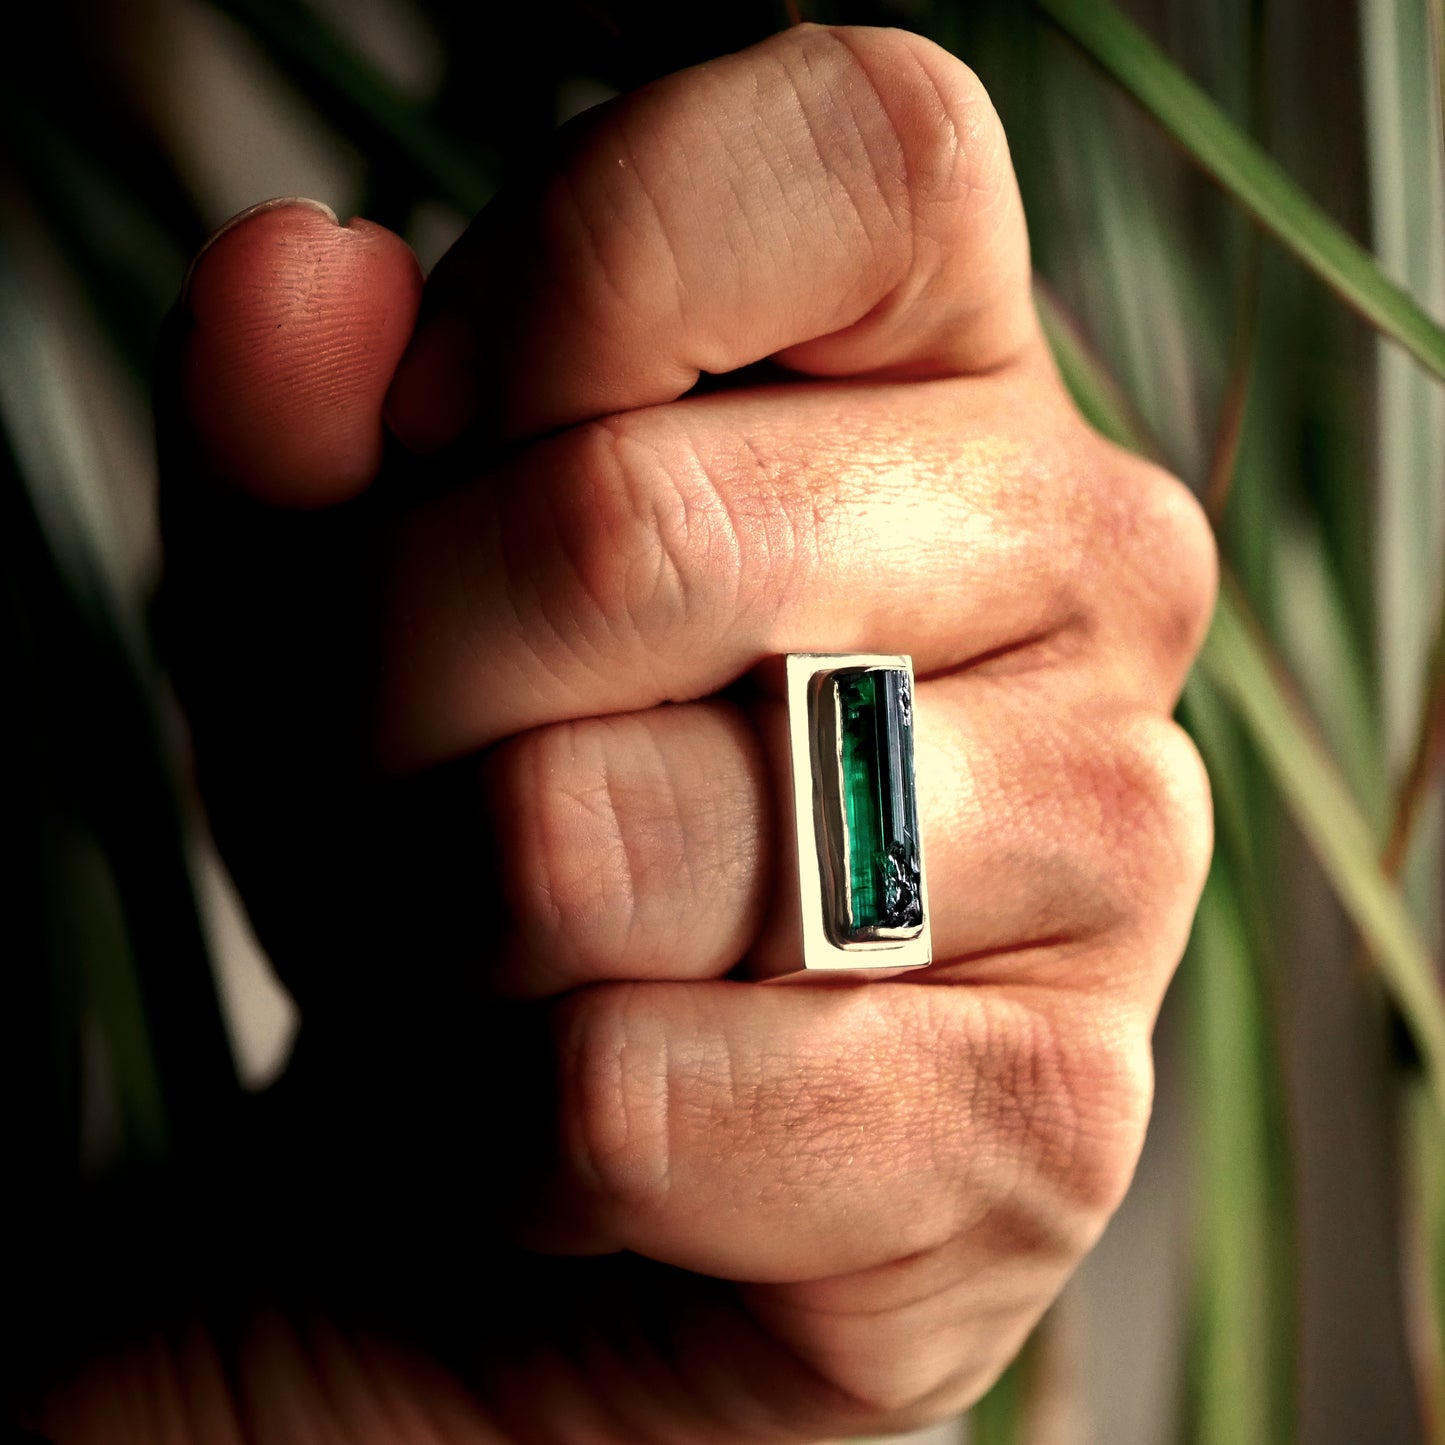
45,23 -> 1214,1445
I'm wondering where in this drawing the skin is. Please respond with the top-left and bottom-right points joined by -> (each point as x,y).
34,23 -> 1215,1445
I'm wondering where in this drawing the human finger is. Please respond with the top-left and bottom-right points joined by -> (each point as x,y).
167,197 -> 422,508
521,973 -> 1168,1286
738,1223 -> 1070,1421
377,368 -> 1216,770
385,24 -> 1037,456
480,687 -> 1211,1002
157,199 -> 434,1007
478,700 -> 773,997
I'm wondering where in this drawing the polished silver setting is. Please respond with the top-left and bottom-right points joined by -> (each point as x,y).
784,652 -> 931,975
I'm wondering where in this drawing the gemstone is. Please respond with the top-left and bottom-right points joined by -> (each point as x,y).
823,667 -> 923,943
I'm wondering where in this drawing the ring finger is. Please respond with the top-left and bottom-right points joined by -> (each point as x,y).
479,669 -> 1209,1003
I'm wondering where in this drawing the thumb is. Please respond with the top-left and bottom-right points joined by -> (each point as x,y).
163,197 -> 422,510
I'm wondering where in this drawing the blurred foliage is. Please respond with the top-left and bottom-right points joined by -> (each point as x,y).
1,0 -> 1442,1441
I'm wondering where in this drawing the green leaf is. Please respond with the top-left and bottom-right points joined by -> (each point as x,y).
208,0 -> 493,215
1036,288 -> 1149,454
1181,672 -> 1298,1445
967,1330 -> 1031,1445
1271,518 -> 1388,828
1360,0 -> 1445,774
1034,281 -> 1162,459
1406,1081 -> 1445,1442
1181,857 -> 1293,1445
1434,0 -> 1445,169
1031,49 -> 1220,476
1200,580 -> 1445,1118
0,226 -> 238,1157
1035,0 -> 1445,386
1039,280 -> 1445,1122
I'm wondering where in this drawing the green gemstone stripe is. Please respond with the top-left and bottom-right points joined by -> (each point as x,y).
837,671 -> 884,928
831,667 -> 923,939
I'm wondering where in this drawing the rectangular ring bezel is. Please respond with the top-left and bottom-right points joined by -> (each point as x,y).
785,653 -> 932,974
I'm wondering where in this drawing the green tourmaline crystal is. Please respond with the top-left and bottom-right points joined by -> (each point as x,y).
832,667 -> 922,940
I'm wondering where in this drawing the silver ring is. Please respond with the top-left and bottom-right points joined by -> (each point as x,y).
782,653 -> 931,976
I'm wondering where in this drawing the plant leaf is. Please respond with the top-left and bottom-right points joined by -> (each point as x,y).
1182,856 -> 1294,1445
1200,580 -> 1445,1118
208,0 -> 493,214
1033,281 -> 1165,463
1038,286 -> 1445,1120
1360,0 -> 1445,775
0,224 -> 239,1155
1036,0 -> 1445,386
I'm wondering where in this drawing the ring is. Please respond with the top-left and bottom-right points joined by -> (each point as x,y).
782,653 -> 931,975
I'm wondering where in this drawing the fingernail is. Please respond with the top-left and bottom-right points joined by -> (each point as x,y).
180,196 -> 339,311
384,309 -> 480,457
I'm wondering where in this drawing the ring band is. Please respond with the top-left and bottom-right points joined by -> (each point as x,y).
783,653 -> 931,975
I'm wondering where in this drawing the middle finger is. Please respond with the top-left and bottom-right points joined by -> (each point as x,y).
376,364 -> 1198,773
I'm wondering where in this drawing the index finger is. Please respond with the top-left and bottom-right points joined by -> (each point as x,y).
385,24 -> 1038,456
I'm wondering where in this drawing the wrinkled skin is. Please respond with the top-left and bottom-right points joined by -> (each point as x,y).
37,24 -> 1214,1445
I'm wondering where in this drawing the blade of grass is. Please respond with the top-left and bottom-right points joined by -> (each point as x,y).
1040,278 -> 1445,1121
1201,228 -> 1260,524
968,1326 -> 1046,1445
1376,565 -> 1445,1445
1432,0 -> 1445,164
1,86 -> 192,386
1181,856 -> 1291,1445
1360,10 -> 1445,1426
1179,673 -> 1297,1445
0,394 -> 170,1164
0,221 -> 238,1154
1036,288 -> 1150,454
1360,0 -> 1445,774
73,829 -> 171,1162
1044,269 -> 1295,1441
1404,1078 -> 1445,1445
1034,281 -> 1164,460
1382,614 -> 1445,880
1037,41 -> 1221,477
208,0 -> 493,214
1200,579 -> 1445,1118
1271,518 -> 1388,826
1035,0 -> 1445,386
968,1357 -> 1023,1445
1179,35 -> 1298,1384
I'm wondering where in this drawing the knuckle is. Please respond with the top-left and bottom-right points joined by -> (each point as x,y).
1095,712 -> 1214,918
812,26 -> 1010,224
965,995 -> 1155,1242
535,109 -> 673,335
554,984 -> 674,1217
1034,1009 -> 1155,1223
1055,710 -> 1213,948
485,723 -> 638,968
1098,450 -> 1220,676
485,712 -> 759,984
544,414 -> 740,653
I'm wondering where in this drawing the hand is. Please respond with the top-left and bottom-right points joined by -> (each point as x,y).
50,22 -> 1214,1444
